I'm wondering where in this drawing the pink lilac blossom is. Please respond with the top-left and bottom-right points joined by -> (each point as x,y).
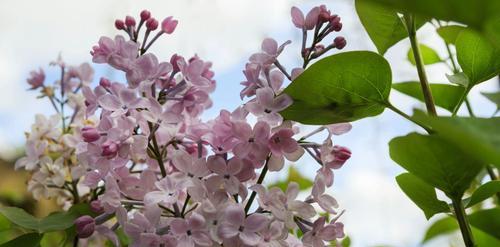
16,6 -> 350,247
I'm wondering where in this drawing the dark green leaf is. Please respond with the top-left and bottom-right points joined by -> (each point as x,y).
282,51 -> 391,125
481,91 -> 500,112
407,44 -> 441,65
472,225 -> 500,246
413,112 -> 500,168
422,216 -> 458,243
468,207 -> 500,240
0,214 -> 10,232
389,133 -> 485,199
436,25 -> 466,44
0,233 -> 42,247
355,0 -> 408,55
464,181 -> 500,208
393,82 -> 465,112
456,29 -> 500,85
396,173 -> 450,219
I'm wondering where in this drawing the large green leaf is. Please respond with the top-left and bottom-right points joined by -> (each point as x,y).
456,29 -> 500,85
281,51 -> 391,125
407,45 -> 441,65
365,0 -> 500,49
436,25 -> 466,44
468,207 -> 500,240
396,173 -> 449,219
0,204 -> 94,234
389,133 -> 485,199
355,0 -> 408,55
473,226 -> 500,246
413,112 -> 500,168
464,181 -> 500,208
422,216 -> 458,243
0,233 -> 42,247
393,82 -> 465,112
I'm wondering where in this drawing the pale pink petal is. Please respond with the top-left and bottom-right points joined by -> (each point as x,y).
98,94 -> 121,111
267,154 -> 284,172
291,7 -> 305,28
262,38 -> 278,55
207,155 -> 226,174
245,214 -> 268,232
240,231 -> 261,246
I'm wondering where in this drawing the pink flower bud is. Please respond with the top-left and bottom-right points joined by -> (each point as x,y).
101,140 -> 119,157
332,145 -> 351,168
330,15 -> 342,32
114,19 -> 125,30
82,127 -> 100,142
170,54 -> 181,73
74,216 -> 95,238
334,36 -> 346,50
161,16 -> 178,34
99,77 -> 111,88
27,68 -> 45,89
140,10 -> 151,21
90,200 -> 104,213
146,18 -> 159,31
125,15 -> 136,27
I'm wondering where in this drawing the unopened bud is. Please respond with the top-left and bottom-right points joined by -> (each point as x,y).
330,15 -> 342,32
74,216 -> 95,238
334,36 -> 346,49
90,200 -> 104,213
125,15 -> 136,27
140,10 -> 151,21
101,140 -> 119,157
332,145 -> 351,168
99,77 -> 111,88
146,18 -> 159,31
114,19 -> 125,30
170,54 -> 181,73
27,68 -> 45,89
161,16 -> 178,34
82,127 -> 100,142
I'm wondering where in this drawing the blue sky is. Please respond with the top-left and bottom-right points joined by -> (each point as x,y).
0,1 -> 498,246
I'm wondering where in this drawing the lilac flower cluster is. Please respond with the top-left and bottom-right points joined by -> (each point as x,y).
17,6 -> 350,247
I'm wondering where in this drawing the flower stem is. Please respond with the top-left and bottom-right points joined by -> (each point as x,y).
404,14 -> 437,116
452,198 -> 476,247
245,157 -> 269,213
386,103 -> 432,133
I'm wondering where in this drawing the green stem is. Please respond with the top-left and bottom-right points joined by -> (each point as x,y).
245,158 -> 269,213
465,98 -> 476,117
404,14 -> 437,116
486,165 -> 500,203
386,103 -> 432,133
452,87 -> 472,116
452,198 -> 476,247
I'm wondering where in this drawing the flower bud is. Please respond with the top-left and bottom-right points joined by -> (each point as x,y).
334,36 -> 346,50
82,127 -> 100,142
74,216 -> 95,238
170,54 -> 181,73
101,140 -> 119,157
125,15 -> 136,27
332,145 -> 351,167
114,19 -> 125,30
146,18 -> 159,31
161,16 -> 178,34
27,68 -> 45,89
330,15 -> 342,32
99,77 -> 111,88
90,200 -> 104,213
140,10 -> 151,21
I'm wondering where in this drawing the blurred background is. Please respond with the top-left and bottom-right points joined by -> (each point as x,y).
0,0 -> 498,246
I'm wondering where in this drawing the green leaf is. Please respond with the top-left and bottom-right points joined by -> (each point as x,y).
355,0 -> 409,55
407,44 -> 442,65
482,91 -> 500,112
281,51 -> 392,125
364,0 -> 500,33
469,207 -> 500,240
445,72 -> 469,87
456,28 -> 500,85
393,82 -> 465,112
389,133 -> 485,199
464,181 -> 500,208
269,166 -> 313,191
436,25 -> 466,44
396,173 -> 450,219
0,214 -> 10,232
0,204 -> 93,233
472,225 -> 500,246
0,233 -> 42,247
422,217 -> 458,243
413,112 -> 500,168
